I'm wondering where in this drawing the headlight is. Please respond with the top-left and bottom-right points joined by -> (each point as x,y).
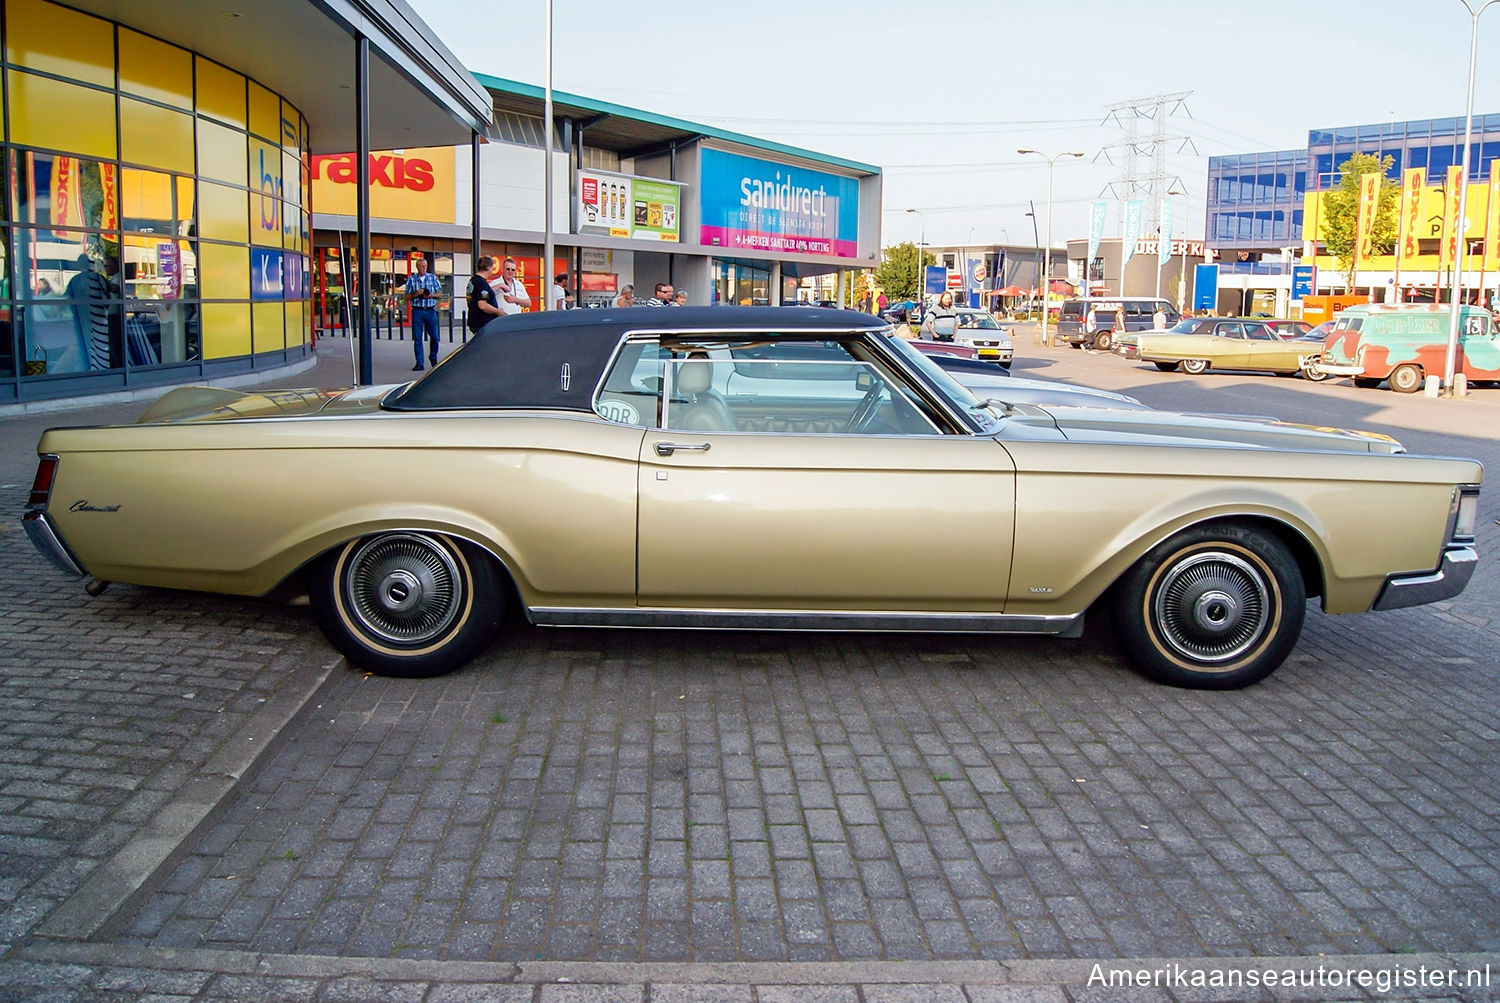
998,338 -> 1012,349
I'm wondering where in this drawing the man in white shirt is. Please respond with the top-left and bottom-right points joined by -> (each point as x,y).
495,257 -> 530,315
550,272 -> 570,311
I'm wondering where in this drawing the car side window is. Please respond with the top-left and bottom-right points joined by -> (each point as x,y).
650,337 -> 942,436
1213,322 -> 1244,338
1244,324 -> 1275,341
594,341 -> 665,426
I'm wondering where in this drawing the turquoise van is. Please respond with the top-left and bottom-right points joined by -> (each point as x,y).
1310,304 -> 1499,392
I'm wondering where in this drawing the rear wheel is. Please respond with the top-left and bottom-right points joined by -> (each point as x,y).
1153,362 -> 1177,372
1111,523 -> 1305,689
1388,363 -> 1424,393
1302,366 -> 1329,382
310,532 -> 505,678
1180,358 -> 1210,375
1093,331 -> 1113,352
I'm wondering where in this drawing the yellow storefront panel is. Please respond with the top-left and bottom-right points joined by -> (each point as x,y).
7,70 -> 117,160
195,57 -> 246,129
248,81 -> 281,144
254,301 -> 286,353
199,242 -> 249,300
197,118 -> 247,187
5,0 -> 114,87
283,151 -> 303,208
121,98 -> 195,173
310,147 -> 457,223
199,182 -> 248,244
281,101 -> 302,151
285,300 -> 306,348
200,302 -> 251,359
118,28 -> 192,109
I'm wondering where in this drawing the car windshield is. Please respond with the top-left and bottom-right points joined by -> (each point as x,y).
879,332 -> 998,433
957,313 -> 1000,330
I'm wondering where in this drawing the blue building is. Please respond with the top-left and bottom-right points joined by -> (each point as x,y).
1203,113 -> 1500,313
1207,113 -> 1500,255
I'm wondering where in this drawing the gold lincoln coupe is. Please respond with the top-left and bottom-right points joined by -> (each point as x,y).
1120,317 -> 1321,376
22,308 -> 1482,690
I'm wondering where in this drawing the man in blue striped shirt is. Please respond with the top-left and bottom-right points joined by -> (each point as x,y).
404,256 -> 443,371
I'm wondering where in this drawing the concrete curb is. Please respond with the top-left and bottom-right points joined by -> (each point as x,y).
15,941 -> 1497,995
35,657 -> 345,941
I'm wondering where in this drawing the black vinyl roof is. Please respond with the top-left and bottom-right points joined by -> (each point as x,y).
385,307 -> 889,412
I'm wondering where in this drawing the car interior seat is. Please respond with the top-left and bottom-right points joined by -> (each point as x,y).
672,356 -> 737,432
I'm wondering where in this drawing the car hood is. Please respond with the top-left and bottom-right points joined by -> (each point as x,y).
135,384 -> 398,423
957,372 -> 1150,410
1010,405 -> 1405,454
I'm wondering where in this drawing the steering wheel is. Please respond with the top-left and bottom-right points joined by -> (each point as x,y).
844,379 -> 886,433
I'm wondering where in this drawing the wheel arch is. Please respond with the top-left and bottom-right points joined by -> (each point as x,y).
1070,506 -> 1330,615
257,511 -> 533,614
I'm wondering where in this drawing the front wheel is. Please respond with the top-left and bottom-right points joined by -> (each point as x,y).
1179,358 -> 1210,375
1388,363 -> 1424,393
1111,523 -> 1305,689
310,532 -> 505,678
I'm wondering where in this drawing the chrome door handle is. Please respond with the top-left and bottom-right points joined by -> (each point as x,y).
654,441 -> 711,456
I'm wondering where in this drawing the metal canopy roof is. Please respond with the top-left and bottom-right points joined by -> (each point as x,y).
63,0 -> 494,152
474,73 -> 880,176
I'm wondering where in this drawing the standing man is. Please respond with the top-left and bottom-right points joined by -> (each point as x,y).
495,257 -> 530,315
465,255 -> 504,335
646,282 -> 674,306
404,255 -> 442,371
1151,305 -> 1167,330
550,271 -> 570,311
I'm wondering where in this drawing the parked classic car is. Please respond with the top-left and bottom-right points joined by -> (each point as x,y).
1308,303 -> 1499,391
23,307 -> 1482,690
1126,318 -> 1324,376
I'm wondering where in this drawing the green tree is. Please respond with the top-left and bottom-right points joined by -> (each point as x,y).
1318,153 -> 1400,292
874,242 -> 932,303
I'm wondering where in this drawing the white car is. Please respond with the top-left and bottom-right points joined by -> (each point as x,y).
953,308 -> 1014,367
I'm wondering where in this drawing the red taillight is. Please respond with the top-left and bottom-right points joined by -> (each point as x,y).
27,455 -> 58,509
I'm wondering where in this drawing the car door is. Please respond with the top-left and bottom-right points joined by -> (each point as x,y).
1206,321 -> 1247,366
628,337 -> 1018,612
1239,322 -> 1299,371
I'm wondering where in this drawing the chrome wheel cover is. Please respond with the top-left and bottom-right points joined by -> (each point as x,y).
1152,551 -> 1270,665
342,534 -> 463,646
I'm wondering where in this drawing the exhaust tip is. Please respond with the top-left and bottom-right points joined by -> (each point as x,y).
84,579 -> 111,597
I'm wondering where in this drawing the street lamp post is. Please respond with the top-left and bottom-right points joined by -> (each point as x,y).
905,207 -> 925,316
1442,0 -> 1498,397
1168,187 -> 1187,312
1018,148 -> 1085,348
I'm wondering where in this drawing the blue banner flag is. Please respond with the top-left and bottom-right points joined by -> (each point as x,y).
1087,202 -> 1107,264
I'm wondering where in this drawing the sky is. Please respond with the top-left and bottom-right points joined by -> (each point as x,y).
407,0 -> 1500,250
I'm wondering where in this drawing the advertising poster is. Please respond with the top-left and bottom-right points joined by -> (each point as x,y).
157,242 -> 181,299
1440,164 -> 1463,272
699,147 -> 860,258
578,171 -> 633,237
1355,172 -> 1380,264
1485,160 -> 1500,273
631,179 -> 680,241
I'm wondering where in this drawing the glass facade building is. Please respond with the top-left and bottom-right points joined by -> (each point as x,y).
1207,113 -> 1500,255
0,0 -> 312,405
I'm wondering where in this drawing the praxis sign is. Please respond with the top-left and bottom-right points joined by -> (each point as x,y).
699,148 -> 860,258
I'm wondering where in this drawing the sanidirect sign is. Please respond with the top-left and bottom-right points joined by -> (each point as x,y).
699,148 -> 860,258
577,170 -> 680,242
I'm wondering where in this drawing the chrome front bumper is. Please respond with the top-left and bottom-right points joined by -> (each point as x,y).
1372,544 -> 1478,610
22,511 -> 87,577
1310,361 -> 1364,377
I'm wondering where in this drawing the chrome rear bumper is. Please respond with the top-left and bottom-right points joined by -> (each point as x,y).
22,511 -> 86,577
1372,545 -> 1477,610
